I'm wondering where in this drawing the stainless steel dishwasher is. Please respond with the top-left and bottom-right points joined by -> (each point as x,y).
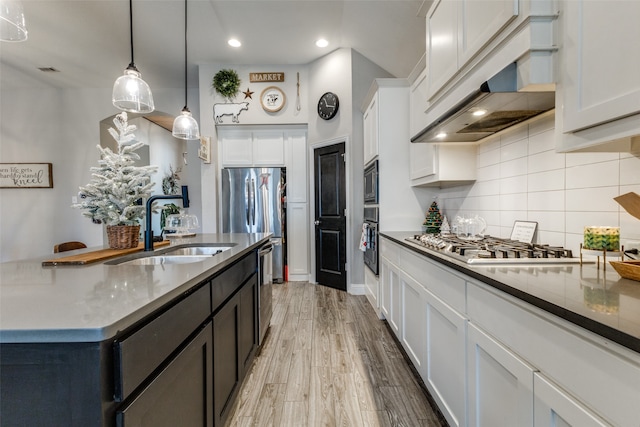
258,241 -> 274,345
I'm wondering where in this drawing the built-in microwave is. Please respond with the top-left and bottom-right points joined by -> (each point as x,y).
364,160 -> 378,204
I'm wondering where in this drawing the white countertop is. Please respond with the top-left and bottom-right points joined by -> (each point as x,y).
0,233 -> 270,344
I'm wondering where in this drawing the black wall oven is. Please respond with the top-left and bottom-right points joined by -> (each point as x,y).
364,160 -> 378,204
363,207 -> 379,275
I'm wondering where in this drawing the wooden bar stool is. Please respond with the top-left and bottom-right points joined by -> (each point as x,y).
53,241 -> 87,253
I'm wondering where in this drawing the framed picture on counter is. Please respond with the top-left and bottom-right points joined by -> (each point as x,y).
0,163 -> 53,188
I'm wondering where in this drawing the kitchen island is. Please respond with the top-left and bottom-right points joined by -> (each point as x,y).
0,233 -> 270,427
378,232 -> 640,427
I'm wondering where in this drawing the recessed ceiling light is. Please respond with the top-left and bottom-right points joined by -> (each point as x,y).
228,39 -> 241,48
472,109 -> 487,117
436,132 -> 447,139
316,39 -> 329,48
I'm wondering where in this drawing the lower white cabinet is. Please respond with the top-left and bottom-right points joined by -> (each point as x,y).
533,374 -> 610,427
376,237 -> 638,427
400,272 -> 427,374
467,323 -> 535,427
425,291 -> 467,427
364,266 -> 380,316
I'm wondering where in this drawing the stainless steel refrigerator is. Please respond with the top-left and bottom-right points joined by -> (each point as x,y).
221,167 -> 285,283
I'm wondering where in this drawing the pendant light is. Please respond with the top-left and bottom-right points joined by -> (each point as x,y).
112,0 -> 154,113
0,0 -> 28,42
172,0 -> 200,140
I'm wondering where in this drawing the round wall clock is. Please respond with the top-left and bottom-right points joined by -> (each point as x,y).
260,86 -> 286,112
317,92 -> 339,120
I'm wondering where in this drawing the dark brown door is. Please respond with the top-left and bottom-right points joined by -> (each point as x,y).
314,143 -> 347,291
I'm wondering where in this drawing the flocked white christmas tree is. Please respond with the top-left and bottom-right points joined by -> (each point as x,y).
73,112 -> 157,226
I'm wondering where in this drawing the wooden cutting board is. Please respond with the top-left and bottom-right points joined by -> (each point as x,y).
42,240 -> 170,266
614,192 -> 640,221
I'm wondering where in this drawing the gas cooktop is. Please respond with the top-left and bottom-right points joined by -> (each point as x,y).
406,234 -> 583,265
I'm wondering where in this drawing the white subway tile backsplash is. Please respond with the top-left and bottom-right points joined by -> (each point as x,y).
477,163 -> 501,181
528,128 -> 555,155
565,187 -> 620,212
528,169 -> 565,192
434,114 -> 640,246
620,156 -> 640,185
500,138 -> 528,163
565,211 -> 619,234
528,211 -> 565,233
499,193 -> 527,211
500,175 -> 527,195
500,157 -> 528,178
528,149 -> 565,174
478,147 -> 501,168
566,161 -> 619,189
565,152 -> 620,168
528,190 -> 564,211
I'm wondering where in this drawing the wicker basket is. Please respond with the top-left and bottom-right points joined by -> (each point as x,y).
106,225 -> 141,249
609,260 -> 640,282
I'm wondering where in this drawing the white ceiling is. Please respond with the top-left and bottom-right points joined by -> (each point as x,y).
1,0 -> 428,90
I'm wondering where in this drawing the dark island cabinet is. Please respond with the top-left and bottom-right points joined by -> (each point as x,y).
213,273 -> 258,427
0,249 -> 260,427
116,322 -> 213,427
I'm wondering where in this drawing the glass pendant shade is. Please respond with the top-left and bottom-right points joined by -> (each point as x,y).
0,1 -> 28,42
112,66 -> 155,113
172,107 -> 200,140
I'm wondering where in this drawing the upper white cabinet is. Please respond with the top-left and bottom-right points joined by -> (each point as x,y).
220,129 -> 285,166
426,0 -> 518,100
556,0 -> 640,152
284,130 -> 308,203
363,93 -> 379,166
411,145 -> 477,188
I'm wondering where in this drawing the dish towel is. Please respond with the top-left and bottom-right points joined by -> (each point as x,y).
359,223 -> 369,251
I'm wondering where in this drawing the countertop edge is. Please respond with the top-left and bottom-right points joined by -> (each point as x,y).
380,232 -> 640,355
0,234 -> 271,344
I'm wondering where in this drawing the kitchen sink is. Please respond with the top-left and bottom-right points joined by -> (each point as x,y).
164,246 -> 233,256
106,243 -> 236,265
117,255 -> 213,265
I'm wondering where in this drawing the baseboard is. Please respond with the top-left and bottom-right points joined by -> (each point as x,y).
287,274 -> 310,282
348,283 -> 365,295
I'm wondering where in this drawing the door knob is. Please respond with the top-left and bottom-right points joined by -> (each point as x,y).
314,220 -> 320,225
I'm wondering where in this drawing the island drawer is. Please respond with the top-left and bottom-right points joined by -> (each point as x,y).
114,283 -> 211,401
211,251 -> 257,313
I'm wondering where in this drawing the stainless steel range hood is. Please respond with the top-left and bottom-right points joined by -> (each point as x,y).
412,63 -> 555,144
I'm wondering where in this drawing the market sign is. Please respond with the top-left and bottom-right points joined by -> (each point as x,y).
249,72 -> 285,83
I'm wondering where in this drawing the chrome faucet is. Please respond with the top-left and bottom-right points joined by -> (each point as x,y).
144,185 -> 190,251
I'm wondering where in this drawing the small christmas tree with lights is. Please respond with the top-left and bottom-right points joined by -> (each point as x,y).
423,200 -> 443,234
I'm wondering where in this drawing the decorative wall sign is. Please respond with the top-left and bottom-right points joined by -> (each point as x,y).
261,86 -> 286,113
198,136 -> 211,163
213,102 -> 249,124
0,163 -> 53,188
250,72 -> 285,83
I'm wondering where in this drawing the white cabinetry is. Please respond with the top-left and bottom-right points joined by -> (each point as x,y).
363,93 -> 379,166
557,0 -> 640,152
467,323 -> 535,427
379,238 -> 467,427
364,267 -> 380,318
362,80 -> 424,230
411,145 -> 477,188
220,129 -> 285,167
533,374 -> 609,427
286,202 -> 309,280
379,235 -> 640,427
426,0 -> 518,100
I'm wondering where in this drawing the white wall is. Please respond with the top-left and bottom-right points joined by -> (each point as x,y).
0,76 -> 200,261
434,114 -> 640,253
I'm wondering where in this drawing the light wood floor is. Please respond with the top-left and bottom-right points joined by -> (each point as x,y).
225,281 -> 446,427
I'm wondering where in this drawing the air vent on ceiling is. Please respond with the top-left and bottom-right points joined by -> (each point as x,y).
38,67 -> 60,72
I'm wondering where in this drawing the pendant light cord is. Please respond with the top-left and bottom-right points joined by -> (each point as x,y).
128,0 -> 135,68
183,0 -> 188,109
